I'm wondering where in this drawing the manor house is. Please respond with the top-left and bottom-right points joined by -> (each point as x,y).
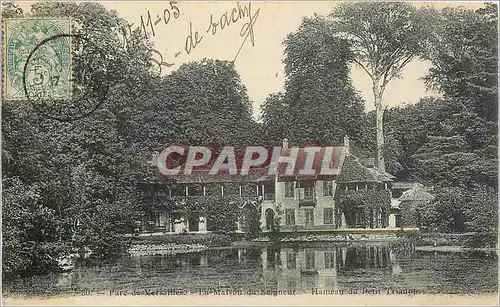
138,136 -> 424,234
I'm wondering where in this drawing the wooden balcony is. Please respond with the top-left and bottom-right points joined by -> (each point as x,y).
298,192 -> 317,207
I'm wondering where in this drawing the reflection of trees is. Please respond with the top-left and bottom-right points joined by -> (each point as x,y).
10,246 -> 496,296
265,246 -> 281,269
403,251 -> 498,294
341,246 -> 390,271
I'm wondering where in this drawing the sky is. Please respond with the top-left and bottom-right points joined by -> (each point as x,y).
13,1 -> 487,119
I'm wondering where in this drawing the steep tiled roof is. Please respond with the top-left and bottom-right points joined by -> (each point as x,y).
336,154 -> 394,183
359,158 -> 375,167
367,167 -> 395,182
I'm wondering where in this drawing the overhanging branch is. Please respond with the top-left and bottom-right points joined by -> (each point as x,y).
352,58 -> 374,80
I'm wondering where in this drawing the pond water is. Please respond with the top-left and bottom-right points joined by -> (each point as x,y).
4,243 -> 497,297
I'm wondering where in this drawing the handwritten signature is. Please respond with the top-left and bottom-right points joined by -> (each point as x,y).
185,1 -> 260,62
119,1 -> 260,75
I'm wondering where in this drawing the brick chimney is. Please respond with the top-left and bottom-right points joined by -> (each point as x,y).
151,151 -> 159,166
343,135 -> 350,154
282,138 -> 289,149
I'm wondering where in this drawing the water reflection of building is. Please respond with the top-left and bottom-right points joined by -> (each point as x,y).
261,245 -> 403,292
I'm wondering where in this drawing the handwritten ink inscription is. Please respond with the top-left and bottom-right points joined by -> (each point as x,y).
185,1 -> 260,61
120,1 -> 260,73
184,21 -> 203,55
137,1 -> 181,39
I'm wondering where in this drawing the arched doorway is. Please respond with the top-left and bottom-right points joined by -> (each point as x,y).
188,215 -> 200,232
265,208 -> 275,231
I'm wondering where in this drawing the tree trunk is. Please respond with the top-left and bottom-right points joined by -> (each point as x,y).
373,83 -> 385,172
376,104 -> 385,172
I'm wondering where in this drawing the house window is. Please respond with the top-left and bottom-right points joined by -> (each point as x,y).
324,208 -> 334,225
304,187 -> 314,199
263,184 -> 275,200
205,184 -> 222,196
285,181 -> 294,197
356,209 -> 365,227
324,251 -> 335,268
287,279 -> 297,289
170,185 -> 185,196
155,213 -> 161,227
305,251 -> 315,269
392,189 -> 403,198
304,208 -> 314,226
187,185 -> 203,196
157,190 -> 167,197
396,215 -> 402,228
300,181 -> 315,199
285,209 -> 295,226
323,180 -> 333,196
223,184 -> 239,195
286,252 -> 296,269
241,184 -> 257,197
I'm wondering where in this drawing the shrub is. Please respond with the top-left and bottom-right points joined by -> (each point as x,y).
462,232 -> 497,248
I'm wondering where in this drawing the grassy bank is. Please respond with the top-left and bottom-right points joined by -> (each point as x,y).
129,233 -> 232,248
126,231 -> 497,251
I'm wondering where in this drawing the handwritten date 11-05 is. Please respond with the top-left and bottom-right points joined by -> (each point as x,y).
118,1 -> 181,74
119,1 -> 181,56
140,1 -> 180,38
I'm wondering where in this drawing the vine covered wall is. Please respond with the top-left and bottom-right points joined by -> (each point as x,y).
161,193 -> 260,233
334,187 -> 391,228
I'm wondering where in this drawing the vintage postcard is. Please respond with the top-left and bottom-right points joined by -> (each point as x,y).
1,1 -> 498,306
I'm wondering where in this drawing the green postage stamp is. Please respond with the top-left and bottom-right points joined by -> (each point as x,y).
3,18 -> 71,100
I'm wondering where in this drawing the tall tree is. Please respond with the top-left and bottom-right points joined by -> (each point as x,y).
329,3 -> 436,171
424,4 -> 498,123
160,59 -> 259,147
278,16 -> 365,146
259,92 -> 290,144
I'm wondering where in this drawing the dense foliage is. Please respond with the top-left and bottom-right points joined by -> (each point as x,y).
2,2 -> 258,278
386,4 -> 498,234
334,189 -> 391,228
261,16 -> 366,147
